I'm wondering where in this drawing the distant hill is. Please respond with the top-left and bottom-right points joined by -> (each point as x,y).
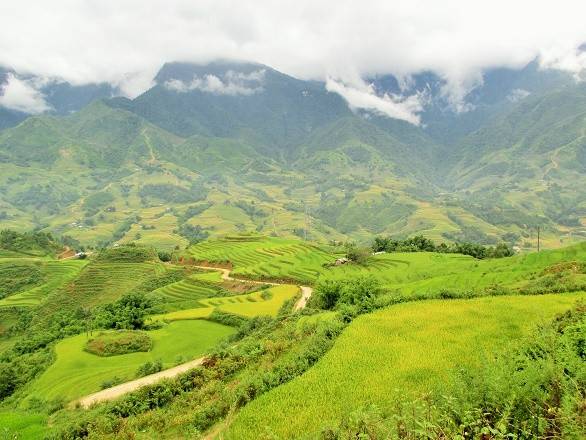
0,60 -> 584,249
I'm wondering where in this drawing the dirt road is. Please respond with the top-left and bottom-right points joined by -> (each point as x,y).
76,358 -> 204,408
74,265 -> 313,408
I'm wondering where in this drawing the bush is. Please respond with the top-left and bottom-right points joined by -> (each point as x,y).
85,331 -> 152,357
93,293 -> 153,330
95,245 -> 157,263
101,376 -> 125,390
311,277 -> 382,313
135,359 -> 163,378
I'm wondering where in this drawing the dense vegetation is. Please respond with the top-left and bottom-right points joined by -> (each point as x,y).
0,234 -> 584,439
373,234 -> 514,259
84,330 -> 152,357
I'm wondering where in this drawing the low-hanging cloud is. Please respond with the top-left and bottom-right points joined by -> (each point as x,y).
326,77 -> 425,125
164,69 -> 265,95
0,73 -> 51,114
0,1 -> 585,120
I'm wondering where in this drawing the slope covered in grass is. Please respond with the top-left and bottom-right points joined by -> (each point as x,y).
0,259 -> 87,308
153,284 -> 299,321
25,320 -> 234,403
225,292 -> 586,439
189,235 -> 336,283
320,241 -> 586,295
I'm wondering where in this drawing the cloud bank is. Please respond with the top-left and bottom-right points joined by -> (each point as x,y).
165,69 -> 265,95
326,78 -> 425,125
0,73 -> 51,114
0,1 -> 585,121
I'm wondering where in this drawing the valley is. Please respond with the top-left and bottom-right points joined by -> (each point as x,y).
0,232 -> 584,438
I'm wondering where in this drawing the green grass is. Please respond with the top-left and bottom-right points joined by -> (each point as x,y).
0,411 -> 47,440
224,292 -> 586,439
0,259 -> 87,308
153,284 -> 299,321
148,274 -> 227,311
189,235 -> 336,283
24,320 -> 234,403
320,241 -> 586,295
35,261 -> 165,313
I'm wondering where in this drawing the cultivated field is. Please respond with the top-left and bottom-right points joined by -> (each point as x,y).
189,235 -> 337,283
153,284 -> 299,321
224,292 -> 586,438
25,320 -> 234,403
0,259 -> 87,308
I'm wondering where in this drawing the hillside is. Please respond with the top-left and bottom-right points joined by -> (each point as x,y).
0,236 -> 582,438
0,60 -> 585,251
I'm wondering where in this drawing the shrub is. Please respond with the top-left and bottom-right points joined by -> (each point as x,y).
85,331 -> 152,357
135,359 -> 163,378
101,376 -> 125,390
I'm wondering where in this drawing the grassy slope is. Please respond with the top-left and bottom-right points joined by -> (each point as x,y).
320,241 -> 586,294
25,320 -> 234,403
225,292 -> 586,439
0,259 -> 87,308
189,236 -> 337,283
153,284 -> 299,321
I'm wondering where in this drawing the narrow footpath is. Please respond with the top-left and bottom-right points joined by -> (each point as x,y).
75,265 -> 313,408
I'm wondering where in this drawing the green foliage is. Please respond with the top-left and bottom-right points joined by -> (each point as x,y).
0,262 -> 44,299
135,359 -> 163,378
311,277 -> 382,316
373,234 -> 514,259
344,243 -> 370,264
94,244 -> 157,263
0,229 -> 61,256
82,191 -> 114,213
93,293 -> 153,330
84,331 -> 152,357
177,224 -> 209,244
139,183 -> 208,204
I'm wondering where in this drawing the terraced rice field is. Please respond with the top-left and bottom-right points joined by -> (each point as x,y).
0,411 -> 47,440
322,241 -> 586,295
149,274 -> 227,311
225,292 -> 586,439
153,284 -> 299,321
36,261 -> 166,314
26,320 -> 235,403
189,236 -> 336,283
0,259 -> 87,308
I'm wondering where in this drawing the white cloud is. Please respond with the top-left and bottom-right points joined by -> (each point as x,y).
0,1 -> 585,113
507,88 -> 531,102
0,73 -> 51,113
164,69 -> 265,95
326,77 -> 424,125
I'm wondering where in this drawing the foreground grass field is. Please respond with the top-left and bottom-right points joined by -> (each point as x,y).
24,320 -> 234,403
0,411 -> 47,440
152,284 -> 299,321
224,292 -> 586,439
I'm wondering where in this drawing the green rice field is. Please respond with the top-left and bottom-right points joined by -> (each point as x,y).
25,320 -> 235,403
189,236 -> 336,283
224,292 -> 586,439
153,284 -> 299,321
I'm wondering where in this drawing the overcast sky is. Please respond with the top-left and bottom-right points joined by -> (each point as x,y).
1,0 -> 586,122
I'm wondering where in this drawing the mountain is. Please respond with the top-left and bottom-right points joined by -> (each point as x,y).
0,66 -> 116,129
0,60 -> 584,249
108,61 -> 353,156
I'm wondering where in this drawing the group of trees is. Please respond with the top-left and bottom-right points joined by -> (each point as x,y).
372,235 -> 514,259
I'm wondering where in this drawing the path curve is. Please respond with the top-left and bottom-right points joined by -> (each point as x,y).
75,265 -> 313,408
76,358 -> 204,408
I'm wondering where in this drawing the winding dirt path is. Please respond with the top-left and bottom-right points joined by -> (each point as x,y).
74,265 -> 313,408
76,358 -> 204,408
